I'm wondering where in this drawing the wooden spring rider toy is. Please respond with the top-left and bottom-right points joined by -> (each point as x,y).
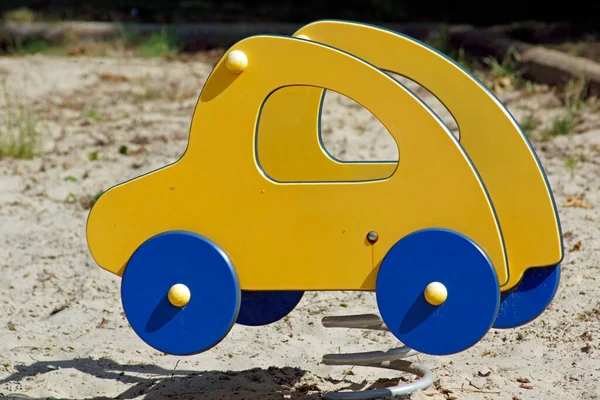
86,20 -> 564,399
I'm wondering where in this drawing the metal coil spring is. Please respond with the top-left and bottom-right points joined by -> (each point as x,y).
321,314 -> 434,399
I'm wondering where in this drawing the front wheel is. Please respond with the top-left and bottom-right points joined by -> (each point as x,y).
121,231 -> 241,356
376,229 -> 500,356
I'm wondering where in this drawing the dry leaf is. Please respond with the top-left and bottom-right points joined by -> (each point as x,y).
520,384 -> 533,389
96,318 -> 109,328
498,76 -> 512,88
66,46 -> 87,56
481,349 -> 497,357
173,89 -> 197,100
570,241 -> 582,252
50,301 -> 70,316
78,195 -> 94,210
127,146 -> 147,156
562,196 -> 594,209
99,73 -> 129,82
517,377 -> 530,383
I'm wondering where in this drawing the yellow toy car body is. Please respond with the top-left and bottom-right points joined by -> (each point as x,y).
86,21 -> 563,358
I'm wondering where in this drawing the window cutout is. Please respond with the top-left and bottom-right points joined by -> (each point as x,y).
255,85 -> 398,183
386,72 -> 460,140
319,90 -> 398,162
255,80 -> 458,184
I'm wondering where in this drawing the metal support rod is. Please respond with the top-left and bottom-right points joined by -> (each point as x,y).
321,314 -> 434,399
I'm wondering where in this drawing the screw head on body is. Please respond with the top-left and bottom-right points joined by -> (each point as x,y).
367,231 -> 378,244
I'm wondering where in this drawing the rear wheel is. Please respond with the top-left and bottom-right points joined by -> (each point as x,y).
493,264 -> 560,329
121,231 -> 240,355
376,228 -> 500,355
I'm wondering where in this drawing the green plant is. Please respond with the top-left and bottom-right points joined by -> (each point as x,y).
428,24 -> 453,56
0,80 -> 41,159
482,46 -> 523,89
87,150 -> 99,161
426,25 -> 471,70
565,155 -> 585,178
138,29 -> 180,58
83,107 -> 103,121
526,81 -> 537,94
8,39 -> 55,55
487,46 -> 520,74
92,190 -> 104,204
118,145 -> 128,155
117,26 -> 144,47
132,75 -> 164,102
453,47 -> 471,70
542,112 -> 575,141
520,114 -> 541,136
3,7 -> 36,22
564,77 -> 588,113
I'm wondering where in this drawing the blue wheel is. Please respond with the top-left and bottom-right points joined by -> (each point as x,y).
121,231 -> 241,356
236,290 -> 305,326
493,264 -> 560,329
376,229 -> 500,356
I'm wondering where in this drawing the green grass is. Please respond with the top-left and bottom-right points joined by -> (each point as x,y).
10,39 -> 56,55
2,7 -> 36,22
563,77 -> 588,112
0,37 -> 68,56
520,114 -> 541,136
92,191 -> 103,204
552,115 -> 575,135
87,150 -> 99,161
0,80 -> 41,159
138,29 -> 180,58
2,24 -> 181,58
526,81 -> 537,95
117,26 -> 144,47
132,75 -> 164,102
426,25 -> 471,70
537,78 -> 588,141
519,114 -> 542,137
482,46 -> 522,88
541,112 -> 575,141
83,107 -> 103,121
427,25 -> 453,55
565,155 -> 585,178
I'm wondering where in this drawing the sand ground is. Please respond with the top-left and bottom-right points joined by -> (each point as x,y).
0,53 -> 599,400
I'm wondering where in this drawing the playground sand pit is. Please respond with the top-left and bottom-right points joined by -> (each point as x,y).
0,53 -> 599,400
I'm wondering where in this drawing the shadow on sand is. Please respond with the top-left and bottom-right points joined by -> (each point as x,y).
0,357 -> 403,399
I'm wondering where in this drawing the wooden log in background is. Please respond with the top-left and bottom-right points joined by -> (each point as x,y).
449,26 -> 600,96
1,20 -> 599,96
